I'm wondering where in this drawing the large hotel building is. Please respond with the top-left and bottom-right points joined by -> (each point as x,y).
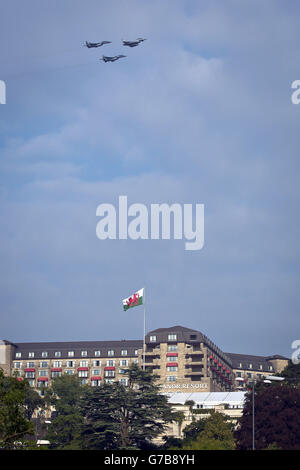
0,325 -> 289,394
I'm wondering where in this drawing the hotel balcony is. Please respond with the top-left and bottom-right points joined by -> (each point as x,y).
184,371 -> 204,377
185,348 -> 203,355
145,348 -> 161,357
185,363 -> 203,370
144,357 -> 160,369
185,356 -> 204,365
144,364 -> 160,370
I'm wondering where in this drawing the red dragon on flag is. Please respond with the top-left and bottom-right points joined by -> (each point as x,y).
123,288 -> 144,311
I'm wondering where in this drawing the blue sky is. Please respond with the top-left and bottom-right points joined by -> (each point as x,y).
0,0 -> 299,357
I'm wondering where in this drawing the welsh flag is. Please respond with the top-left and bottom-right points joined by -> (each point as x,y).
123,288 -> 144,311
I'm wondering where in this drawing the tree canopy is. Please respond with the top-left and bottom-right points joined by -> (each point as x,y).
235,383 -> 300,450
79,364 -> 174,450
0,369 -> 34,449
182,412 -> 235,450
45,374 -> 86,449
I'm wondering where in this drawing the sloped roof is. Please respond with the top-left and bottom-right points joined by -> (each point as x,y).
165,391 -> 246,406
225,352 -> 288,372
13,339 -> 143,359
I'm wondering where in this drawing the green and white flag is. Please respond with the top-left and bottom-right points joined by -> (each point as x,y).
123,288 -> 144,311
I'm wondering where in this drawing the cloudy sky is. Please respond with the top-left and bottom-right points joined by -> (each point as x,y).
0,0 -> 299,357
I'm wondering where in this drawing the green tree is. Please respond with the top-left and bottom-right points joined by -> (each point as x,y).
235,384 -> 300,450
45,374 -> 85,449
173,410 -> 185,437
264,442 -> 282,450
23,383 -> 44,421
183,412 -> 235,450
79,364 -> 174,450
183,415 -> 207,441
184,400 -> 195,421
280,361 -> 300,384
0,369 -> 34,449
162,435 -> 183,449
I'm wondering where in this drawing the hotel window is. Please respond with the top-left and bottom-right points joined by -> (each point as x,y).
68,351 -> 74,357
150,336 -> 156,342
91,380 -> 101,387
247,373 -> 253,378
27,362 -> 35,368
105,379 -> 114,384
65,370 -> 75,375
40,361 -> 49,368
249,364 -> 253,369
39,370 -> 47,377
166,376 -> 177,382
239,363 -> 242,368
269,365 -> 273,371
25,371 -> 35,378
16,352 -> 21,358
119,378 -> 128,386
121,350 -> 128,356
168,345 -> 178,352
93,360 -> 101,367
28,380 -> 35,387
81,351 -> 87,357
78,370 -> 88,378
81,379 -> 87,385
28,352 -> 35,358
167,366 -> 178,372
92,369 -> 101,375
53,361 -> 62,368
52,371 -> 62,378
94,350 -> 101,357
79,361 -> 88,368
66,361 -> 75,368
108,350 -> 114,356
106,360 -> 115,367
119,369 -> 126,374
260,364 -> 263,370
236,372 -> 242,377
134,359 -> 139,364
120,360 -> 128,367
168,334 -> 177,341
135,350 -> 139,356
55,352 -> 61,358
105,370 -> 115,377
14,362 -> 22,368
42,352 -> 48,358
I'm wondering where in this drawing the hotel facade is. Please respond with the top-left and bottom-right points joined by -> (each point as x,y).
0,325 -> 289,394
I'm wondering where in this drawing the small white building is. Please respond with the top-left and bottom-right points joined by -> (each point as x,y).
159,391 -> 246,441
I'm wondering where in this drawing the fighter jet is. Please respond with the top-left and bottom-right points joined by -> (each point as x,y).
100,55 -> 126,63
122,38 -> 147,47
85,41 -> 112,48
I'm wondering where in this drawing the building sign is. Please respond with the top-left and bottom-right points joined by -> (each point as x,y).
159,383 -> 208,390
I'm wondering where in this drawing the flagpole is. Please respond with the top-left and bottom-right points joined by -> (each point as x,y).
143,287 -> 146,371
